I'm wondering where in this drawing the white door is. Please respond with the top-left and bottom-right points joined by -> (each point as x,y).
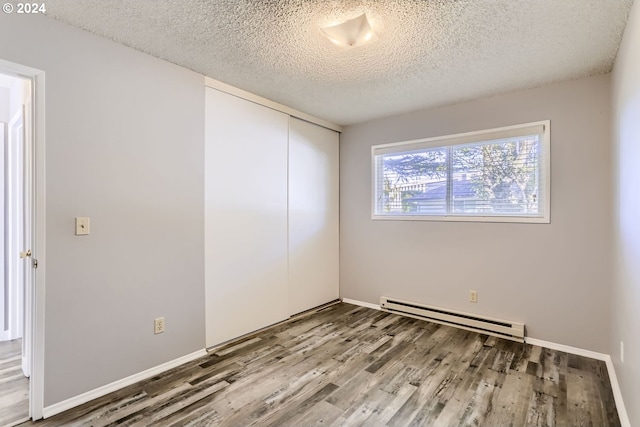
0,122 -> 5,341
21,101 -> 33,377
204,88 -> 289,348
288,118 -> 339,315
7,106 -> 25,345
7,101 -> 33,377
0,60 -> 45,420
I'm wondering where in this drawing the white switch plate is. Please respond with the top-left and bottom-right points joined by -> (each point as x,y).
75,217 -> 90,235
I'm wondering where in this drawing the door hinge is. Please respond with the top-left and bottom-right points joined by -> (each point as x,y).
33,259 -> 38,269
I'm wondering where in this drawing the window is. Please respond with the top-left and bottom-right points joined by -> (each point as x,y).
372,121 -> 550,223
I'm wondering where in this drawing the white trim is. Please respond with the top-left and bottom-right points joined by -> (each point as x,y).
9,416 -> 29,426
31,70 -> 45,421
371,214 -> 549,224
204,77 -> 342,133
525,337 -> 629,427
42,349 -> 207,419
525,337 -> 608,360
341,298 -> 380,310
371,120 -> 551,224
0,59 -> 46,420
604,358 -> 631,427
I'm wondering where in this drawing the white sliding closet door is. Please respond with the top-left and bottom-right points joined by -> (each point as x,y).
288,117 -> 339,315
205,88 -> 289,347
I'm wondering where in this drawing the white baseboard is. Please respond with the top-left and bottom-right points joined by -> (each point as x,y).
524,337 -> 608,361
341,300 -> 629,426
341,298 -> 380,310
603,356 -> 630,427
7,416 -> 29,427
526,337 -> 629,427
42,349 -> 207,419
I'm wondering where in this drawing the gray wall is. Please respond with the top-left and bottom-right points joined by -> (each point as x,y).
0,6 -> 627,413
0,14 -> 205,405
340,75 -> 612,353
612,0 -> 640,424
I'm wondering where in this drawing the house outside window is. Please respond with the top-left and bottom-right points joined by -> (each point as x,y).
372,121 -> 550,223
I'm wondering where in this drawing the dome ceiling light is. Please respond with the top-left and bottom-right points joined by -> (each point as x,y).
320,13 -> 376,47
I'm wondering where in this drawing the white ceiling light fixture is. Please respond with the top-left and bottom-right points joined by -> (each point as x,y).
321,13 -> 376,47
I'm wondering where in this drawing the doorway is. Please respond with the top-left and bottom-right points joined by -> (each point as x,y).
0,71 -> 31,426
0,58 -> 45,424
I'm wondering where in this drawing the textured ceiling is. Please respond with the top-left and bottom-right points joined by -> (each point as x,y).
44,0 -> 634,126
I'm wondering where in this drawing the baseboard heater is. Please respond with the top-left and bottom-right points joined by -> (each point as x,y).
380,296 -> 525,343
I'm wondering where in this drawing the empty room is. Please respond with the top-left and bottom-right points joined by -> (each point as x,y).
0,1 -> 638,426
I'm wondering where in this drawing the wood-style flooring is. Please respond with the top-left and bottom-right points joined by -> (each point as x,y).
0,338 -> 29,427
19,303 -> 620,426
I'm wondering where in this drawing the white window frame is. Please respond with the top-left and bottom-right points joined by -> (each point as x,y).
371,121 -> 551,223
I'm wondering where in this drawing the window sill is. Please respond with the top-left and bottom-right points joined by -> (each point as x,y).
371,214 -> 550,224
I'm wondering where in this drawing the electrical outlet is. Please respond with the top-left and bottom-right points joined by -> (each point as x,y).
621,341 -> 624,363
154,317 -> 165,334
469,290 -> 478,303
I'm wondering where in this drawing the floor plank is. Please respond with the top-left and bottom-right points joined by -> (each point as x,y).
18,303 -> 621,427
0,339 -> 29,427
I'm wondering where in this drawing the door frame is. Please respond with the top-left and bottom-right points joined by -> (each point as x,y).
0,58 -> 46,420
7,105 -> 25,344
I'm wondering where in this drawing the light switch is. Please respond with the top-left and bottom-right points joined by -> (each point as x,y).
75,217 -> 90,235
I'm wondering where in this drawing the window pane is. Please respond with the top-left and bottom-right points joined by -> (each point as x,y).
372,121 -> 549,222
452,136 -> 540,215
377,147 -> 447,215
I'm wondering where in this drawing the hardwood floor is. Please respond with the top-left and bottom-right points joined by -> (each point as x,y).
19,303 -> 620,426
0,338 -> 29,427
